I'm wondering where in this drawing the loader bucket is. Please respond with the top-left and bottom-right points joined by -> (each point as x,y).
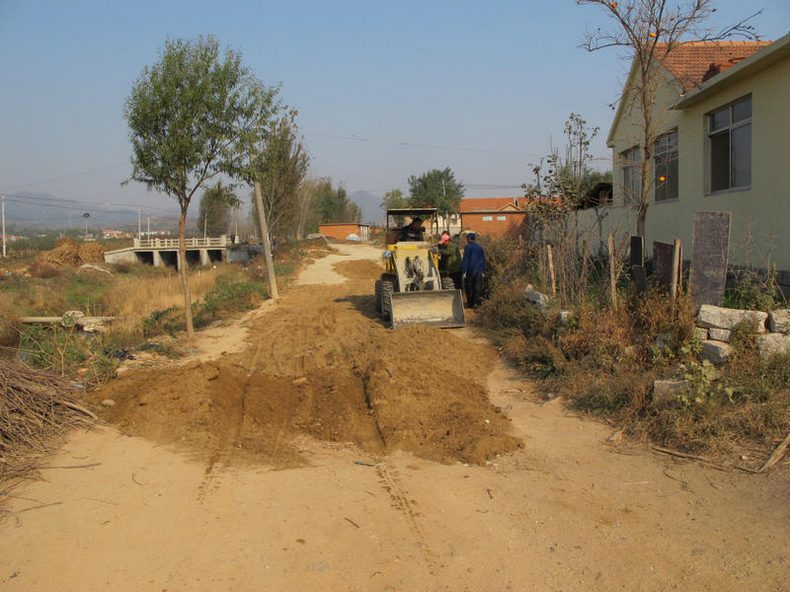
389,290 -> 466,329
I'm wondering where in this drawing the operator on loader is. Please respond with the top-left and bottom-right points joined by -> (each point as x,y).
396,217 -> 425,242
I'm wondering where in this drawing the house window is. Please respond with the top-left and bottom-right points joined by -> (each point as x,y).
708,95 -> 751,192
497,215 -> 507,221
654,130 -> 678,202
621,146 -> 641,205
482,215 -> 493,221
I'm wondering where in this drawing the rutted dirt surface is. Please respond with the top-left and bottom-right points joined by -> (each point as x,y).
89,259 -> 520,466
1,243 -> 788,592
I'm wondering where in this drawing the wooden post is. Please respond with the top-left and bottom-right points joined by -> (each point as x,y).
580,239 -> 589,293
254,181 -> 279,300
670,238 -> 682,303
608,233 -> 617,307
546,244 -> 557,297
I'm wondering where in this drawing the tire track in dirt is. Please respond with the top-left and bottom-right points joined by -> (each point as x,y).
196,339 -> 266,502
375,463 -> 438,572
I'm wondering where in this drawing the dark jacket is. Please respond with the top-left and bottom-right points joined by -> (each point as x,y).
396,225 -> 424,241
462,242 -> 485,274
438,241 -> 462,274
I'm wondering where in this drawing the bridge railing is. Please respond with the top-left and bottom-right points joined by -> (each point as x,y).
133,236 -> 230,248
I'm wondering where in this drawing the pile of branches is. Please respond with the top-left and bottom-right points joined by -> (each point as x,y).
1,358 -> 97,482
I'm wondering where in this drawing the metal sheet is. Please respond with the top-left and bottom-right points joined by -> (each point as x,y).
389,290 -> 466,329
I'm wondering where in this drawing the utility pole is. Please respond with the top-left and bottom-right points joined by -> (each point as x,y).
1,194 -> 6,258
203,212 -> 208,239
137,206 -> 142,237
147,212 -> 151,235
441,179 -> 449,232
254,180 -> 279,299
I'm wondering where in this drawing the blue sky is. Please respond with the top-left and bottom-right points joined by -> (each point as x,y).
1,0 -> 788,221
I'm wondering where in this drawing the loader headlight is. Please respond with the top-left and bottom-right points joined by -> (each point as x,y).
382,251 -> 392,258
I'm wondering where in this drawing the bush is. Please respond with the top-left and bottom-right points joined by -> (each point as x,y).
18,324 -> 118,384
200,276 -> 266,318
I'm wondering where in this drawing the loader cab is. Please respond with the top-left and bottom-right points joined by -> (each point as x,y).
385,208 -> 439,245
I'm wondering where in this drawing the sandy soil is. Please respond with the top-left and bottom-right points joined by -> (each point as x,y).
1,243 -> 788,591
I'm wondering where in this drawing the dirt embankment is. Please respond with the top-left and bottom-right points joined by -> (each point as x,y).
90,260 -> 521,466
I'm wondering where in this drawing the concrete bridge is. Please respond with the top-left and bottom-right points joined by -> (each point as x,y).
104,236 -> 250,269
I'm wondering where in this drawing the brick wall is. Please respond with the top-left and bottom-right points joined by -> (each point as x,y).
460,212 -> 526,236
319,224 -> 361,241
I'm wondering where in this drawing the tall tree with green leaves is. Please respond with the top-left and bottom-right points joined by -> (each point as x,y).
251,110 -> 310,242
380,188 -> 407,211
407,168 -> 464,217
317,183 -> 361,223
197,182 -> 240,236
125,35 -> 278,336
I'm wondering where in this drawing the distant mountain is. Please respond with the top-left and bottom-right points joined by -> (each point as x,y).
349,190 -> 384,226
4,191 -> 181,231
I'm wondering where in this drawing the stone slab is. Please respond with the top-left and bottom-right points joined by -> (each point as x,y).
757,333 -> 790,358
694,327 -> 709,341
690,211 -> 731,307
653,241 -> 675,293
768,309 -> 790,334
653,379 -> 689,403
701,340 -> 732,365
697,304 -> 767,333
524,284 -> 550,309
708,328 -> 731,342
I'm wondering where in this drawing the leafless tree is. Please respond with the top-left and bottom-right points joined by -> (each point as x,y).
578,0 -> 759,237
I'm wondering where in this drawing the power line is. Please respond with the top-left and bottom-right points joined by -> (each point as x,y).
304,131 -> 543,158
5,192 -> 177,215
1,163 -> 130,193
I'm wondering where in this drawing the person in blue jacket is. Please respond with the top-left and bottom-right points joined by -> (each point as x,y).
462,232 -> 485,309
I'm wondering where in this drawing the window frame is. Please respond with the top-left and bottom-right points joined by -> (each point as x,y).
654,129 -> 679,203
707,94 -> 752,195
620,145 -> 641,206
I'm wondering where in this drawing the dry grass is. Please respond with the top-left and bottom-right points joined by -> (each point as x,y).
477,266 -> 790,458
103,266 -> 223,338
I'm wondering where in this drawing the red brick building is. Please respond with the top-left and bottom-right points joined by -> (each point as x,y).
318,223 -> 370,241
459,197 -> 529,236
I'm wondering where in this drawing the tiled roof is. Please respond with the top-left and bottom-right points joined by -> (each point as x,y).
656,41 -> 771,91
460,197 -> 529,212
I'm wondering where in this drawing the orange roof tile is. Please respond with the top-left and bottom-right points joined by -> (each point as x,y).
656,41 -> 771,91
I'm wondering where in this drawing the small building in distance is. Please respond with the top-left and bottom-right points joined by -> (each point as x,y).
460,197 -> 530,236
318,223 -> 370,241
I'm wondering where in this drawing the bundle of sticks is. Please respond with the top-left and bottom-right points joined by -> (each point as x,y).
0,358 -> 97,481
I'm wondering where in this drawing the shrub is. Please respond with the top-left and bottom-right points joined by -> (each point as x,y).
18,324 -> 118,384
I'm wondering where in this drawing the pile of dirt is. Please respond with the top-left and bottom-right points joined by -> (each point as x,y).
39,238 -> 105,267
333,259 -> 382,281
90,275 -> 521,466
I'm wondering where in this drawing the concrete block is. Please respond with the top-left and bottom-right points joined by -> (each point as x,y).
653,379 -> 689,403
701,340 -> 732,365
757,334 -> 790,358
557,310 -> 573,325
708,328 -> 731,342
697,304 -> 767,333
767,309 -> 790,334
694,327 -> 709,341
523,284 -> 550,310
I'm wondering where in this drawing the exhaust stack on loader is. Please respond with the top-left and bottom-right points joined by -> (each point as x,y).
374,208 -> 465,329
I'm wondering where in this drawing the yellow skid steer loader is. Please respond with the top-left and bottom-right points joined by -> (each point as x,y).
374,208 -> 465,329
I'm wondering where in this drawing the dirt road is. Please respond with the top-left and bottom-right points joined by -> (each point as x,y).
1,243 -> 788,591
